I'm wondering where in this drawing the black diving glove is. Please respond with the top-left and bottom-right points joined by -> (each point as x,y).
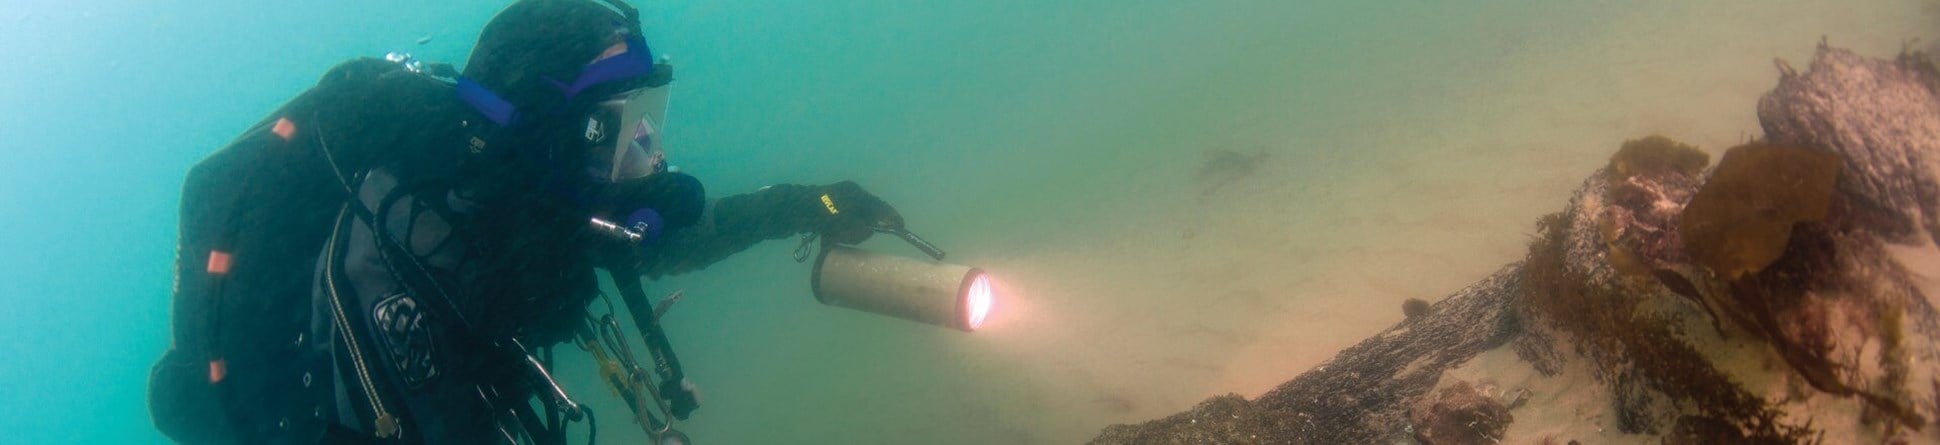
803,181 -> 902,245
704,181 -> 903,246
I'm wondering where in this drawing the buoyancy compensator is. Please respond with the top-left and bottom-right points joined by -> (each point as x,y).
148,55 -> 461,444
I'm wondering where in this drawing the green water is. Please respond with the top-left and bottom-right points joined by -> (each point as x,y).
0,0 -> 1931,443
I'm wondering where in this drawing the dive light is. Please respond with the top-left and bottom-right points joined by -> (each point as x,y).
811,236 -> 993,332
597,215 -> 997,332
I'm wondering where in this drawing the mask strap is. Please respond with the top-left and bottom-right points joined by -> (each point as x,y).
455,77 -> 519,126
548,34 -> 657,101
597,0 -> 644,36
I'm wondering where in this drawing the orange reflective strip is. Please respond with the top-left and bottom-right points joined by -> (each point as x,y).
272,117 -> 296,141
206,250 -> 232,275
208,359 -> 227,383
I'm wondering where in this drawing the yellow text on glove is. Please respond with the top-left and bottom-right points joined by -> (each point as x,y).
820,194 -> 840,215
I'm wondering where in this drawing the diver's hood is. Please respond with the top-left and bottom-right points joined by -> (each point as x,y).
452,0 -> 675,187
462,0 -> 648,115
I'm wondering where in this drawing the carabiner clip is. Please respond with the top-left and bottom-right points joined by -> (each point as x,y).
792,232 -> 819,263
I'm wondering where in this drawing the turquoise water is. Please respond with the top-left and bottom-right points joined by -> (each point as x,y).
1,0 -> 1931,443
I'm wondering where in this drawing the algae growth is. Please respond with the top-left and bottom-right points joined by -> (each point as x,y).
1679,143 -> 1843,280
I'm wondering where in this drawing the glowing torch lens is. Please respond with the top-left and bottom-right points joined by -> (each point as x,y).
963,273 -> 993,331
812,246 -> 991,333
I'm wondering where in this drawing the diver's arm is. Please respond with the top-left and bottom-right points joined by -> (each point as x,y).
635,182 -> 899,278
633,185 -> 823,278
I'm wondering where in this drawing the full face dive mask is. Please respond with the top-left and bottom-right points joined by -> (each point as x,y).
565,38 -> 686,247
584,81 -> 671,183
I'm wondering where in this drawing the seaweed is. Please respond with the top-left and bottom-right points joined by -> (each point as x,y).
1597,136 -> 1709,289
1663,140 -> 1928,427
1607,135 -> 1710,180
1679,143 -> 1843,280
1403,298 -> 1433,319
1520,207 -> 1815,442
1613,369 -> 1665,434
1895,38 -> 1940,96
1727,224 -> 1930,428
1664,415 -> 1804,445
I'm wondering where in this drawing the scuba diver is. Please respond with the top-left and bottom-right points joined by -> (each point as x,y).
148,0 -> 907,443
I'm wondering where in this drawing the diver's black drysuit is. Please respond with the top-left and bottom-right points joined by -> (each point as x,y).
260,69 -> 895,444
157,2 -> 900,443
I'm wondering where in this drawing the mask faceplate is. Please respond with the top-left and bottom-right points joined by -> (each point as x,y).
585,84 -> 671,182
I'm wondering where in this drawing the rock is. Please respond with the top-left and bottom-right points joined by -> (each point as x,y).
1407,380 -> 1511,445
1736,44 -> 1940,428
1088,394 -> 1270,445
1518,149 -> 1809,441
1759,44 -> 1940,244
1091,44 -> 1940,444
1089,267 -> 1523,444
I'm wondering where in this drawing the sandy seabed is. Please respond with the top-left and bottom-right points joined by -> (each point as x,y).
967,2 -> 1940,444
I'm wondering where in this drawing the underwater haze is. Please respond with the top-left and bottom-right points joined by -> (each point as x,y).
1,0 -> 1934,443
